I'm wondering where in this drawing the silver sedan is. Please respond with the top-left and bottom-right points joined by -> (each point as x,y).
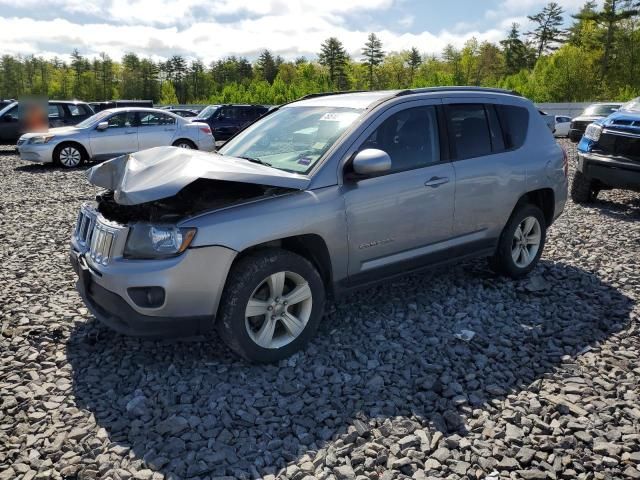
17,107 -> 216,168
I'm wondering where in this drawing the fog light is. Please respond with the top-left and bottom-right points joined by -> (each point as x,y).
128,287 -> 165,308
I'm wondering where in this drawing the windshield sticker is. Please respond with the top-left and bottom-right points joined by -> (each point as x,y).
297,156 -> 312,166
319,112 -> 360,124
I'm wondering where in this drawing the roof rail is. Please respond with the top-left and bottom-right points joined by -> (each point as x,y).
395,86 -> 522,97
299,90 -> 367,100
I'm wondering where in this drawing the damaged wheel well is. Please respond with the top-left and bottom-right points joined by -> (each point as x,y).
236,234 -> 333,294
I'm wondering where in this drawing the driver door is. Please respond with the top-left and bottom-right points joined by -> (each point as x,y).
342,100 -> 456,281
88,111 -> 139,160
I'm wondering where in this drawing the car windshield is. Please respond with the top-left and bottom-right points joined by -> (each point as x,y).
194,105 -> 220,119
583,104 -> 619,116
219,106 -> 363,174
620,97 -> 640,113
75,110 -> 112,128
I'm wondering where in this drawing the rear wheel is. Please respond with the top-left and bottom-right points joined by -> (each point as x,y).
571,171 -> 598,204
173,139 -> 197,149
216,248 -> 325,363
489,204 -> 546,278
54,143 -> 84,168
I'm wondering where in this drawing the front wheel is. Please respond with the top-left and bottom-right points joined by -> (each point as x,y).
216,248 -> 325,363
489,204 -> 546,278
54,143 -> 84,168
571,171 -> 598,204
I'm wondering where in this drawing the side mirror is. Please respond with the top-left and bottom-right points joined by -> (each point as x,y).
96,121 -> 109,131
3,114 -> 15,122
217,114 -> 225,120
352,148 -> 391,177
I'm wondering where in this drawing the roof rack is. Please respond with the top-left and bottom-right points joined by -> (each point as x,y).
299,90 -> 367,100
395,86 -> 522,97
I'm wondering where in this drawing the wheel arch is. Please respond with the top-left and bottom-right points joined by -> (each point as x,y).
172,138 -> 198,149
513,188 -> 555,227
231,234 -> 334,296
54,140 -> 89,161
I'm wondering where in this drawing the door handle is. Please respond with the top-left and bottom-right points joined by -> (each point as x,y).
424,176 -> 449,188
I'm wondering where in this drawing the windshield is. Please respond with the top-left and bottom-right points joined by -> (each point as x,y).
76,110 -> 112,128
583,104 -> 619,116
194,105 -> 220,120
219,106 -> 363,174
620,97 -> 640,113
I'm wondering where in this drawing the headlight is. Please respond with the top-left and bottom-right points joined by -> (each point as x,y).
124,224 -> 197,258
584,124 -> 602,142
29,135 -> 55,144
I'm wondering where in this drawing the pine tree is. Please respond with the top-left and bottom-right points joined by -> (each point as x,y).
527,2 -> 566,59
406,47 -> 422,85
361,33 -> 385,89
500,23 -> 529,75
318,37 -> 349,89
256,50 -> 278,84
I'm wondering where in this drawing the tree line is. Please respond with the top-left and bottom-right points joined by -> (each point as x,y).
1,0 -> 638,105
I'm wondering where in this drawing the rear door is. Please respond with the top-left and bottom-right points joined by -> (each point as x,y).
213,106 -> 241,141
443,99 -> 527,243
88,111 -> 138,160
137,112 -> 178,150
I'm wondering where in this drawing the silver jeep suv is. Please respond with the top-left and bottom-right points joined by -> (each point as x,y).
70,87 -> 568,363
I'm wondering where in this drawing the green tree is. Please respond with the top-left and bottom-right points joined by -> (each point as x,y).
318,37 -> 349,89
527,2 -> 566,59
159,81 -> 178,105
406,47 -> 422,85
361,33 -> 385,89
256,50 -> 278,84
500,23 -> 530,74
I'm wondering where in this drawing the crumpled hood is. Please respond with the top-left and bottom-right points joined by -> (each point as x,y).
87,146 -> 310,205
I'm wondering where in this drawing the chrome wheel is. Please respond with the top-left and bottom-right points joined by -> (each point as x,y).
59,146 -> 82,167
245,271 -> 313,349
511,216 -> 541,268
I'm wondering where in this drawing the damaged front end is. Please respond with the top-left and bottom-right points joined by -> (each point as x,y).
96,178 -> 295,224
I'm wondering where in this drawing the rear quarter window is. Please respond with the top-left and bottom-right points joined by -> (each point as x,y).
496,105 -> 529,150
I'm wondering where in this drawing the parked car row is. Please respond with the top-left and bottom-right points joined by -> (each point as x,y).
69,87 -> 569,362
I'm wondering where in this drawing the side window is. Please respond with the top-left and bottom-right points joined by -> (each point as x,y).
67,104 -> 90,116
220,107 -> 239,120
446,104 -> 492,160
496,105 -> 529,150
139,112 -> 176,126
107,112 -> 135,128
48,104 -> 64,119
360,106 -> 440,173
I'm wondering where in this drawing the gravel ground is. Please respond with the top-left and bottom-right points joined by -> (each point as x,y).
1,140 -> 639,480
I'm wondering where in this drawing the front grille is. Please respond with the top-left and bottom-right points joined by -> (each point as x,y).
571,121 -> 590,132
73,203 -> 126,265
594,132 -> 640,162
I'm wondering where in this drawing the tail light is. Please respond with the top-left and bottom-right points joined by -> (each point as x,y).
561,146 -> 568,177
200,126 -> 212,135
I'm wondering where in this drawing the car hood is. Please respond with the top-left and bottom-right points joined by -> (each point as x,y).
20,126 -> 79,139
595,111 -> 640,136
87,146 -> 310,205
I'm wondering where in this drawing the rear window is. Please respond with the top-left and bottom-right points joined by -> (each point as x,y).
496,105 -> 529,150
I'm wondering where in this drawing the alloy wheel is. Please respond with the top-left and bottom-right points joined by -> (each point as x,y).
59,146 -> 81,167
511,216 -> 541,268
245,270 -> 313,349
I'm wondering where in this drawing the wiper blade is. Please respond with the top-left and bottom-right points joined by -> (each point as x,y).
237,156 -> 272,167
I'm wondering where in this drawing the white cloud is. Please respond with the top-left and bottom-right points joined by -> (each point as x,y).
486,0 -> 602,20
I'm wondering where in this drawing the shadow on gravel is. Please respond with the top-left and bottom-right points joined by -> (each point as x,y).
14,163 -> 93,173
587,196 -> 640,221
66,260 -> 633,479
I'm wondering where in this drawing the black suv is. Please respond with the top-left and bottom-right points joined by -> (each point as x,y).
0,100 -> 94,143
89,100 -> 153,113
192,104 -> 269,142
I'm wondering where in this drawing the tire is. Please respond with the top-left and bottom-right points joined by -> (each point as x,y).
173,139 -> 197,149
54,143 -> 85,168
571,171 -> 597,204
489,204 -> 546,279
216,248 -> 325,363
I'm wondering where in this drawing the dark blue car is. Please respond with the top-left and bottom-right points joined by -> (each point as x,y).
191,104 -> 269,143
573,97 -> 640,203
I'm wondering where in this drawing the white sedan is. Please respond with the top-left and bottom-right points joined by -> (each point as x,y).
17,107 -> 215,168
554,115 -> 572,137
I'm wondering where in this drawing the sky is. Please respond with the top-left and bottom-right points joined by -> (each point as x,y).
0,0 -> 597,63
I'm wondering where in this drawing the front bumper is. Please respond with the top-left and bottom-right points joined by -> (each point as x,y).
577,152 -> 640,191
70,244 -> 237,337
17,142 -> 55,163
